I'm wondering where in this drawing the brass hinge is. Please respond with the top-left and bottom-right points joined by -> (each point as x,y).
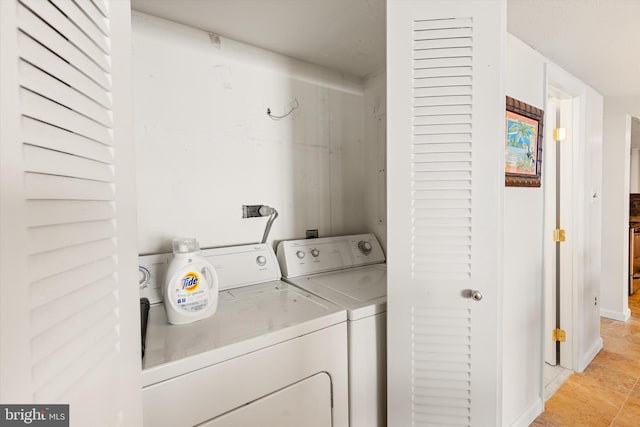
554,127 -> 567,142
552,328 -> 566,342
553,229 -> 566,242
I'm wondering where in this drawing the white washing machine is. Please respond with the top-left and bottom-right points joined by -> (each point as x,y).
277,233 -> 387,427
139,243 -> 349,427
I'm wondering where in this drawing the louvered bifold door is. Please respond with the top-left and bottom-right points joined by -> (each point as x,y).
387,1 -> 505,426
0,0 -> 141,424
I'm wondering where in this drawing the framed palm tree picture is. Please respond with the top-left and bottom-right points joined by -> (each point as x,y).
505,96 -> 544,187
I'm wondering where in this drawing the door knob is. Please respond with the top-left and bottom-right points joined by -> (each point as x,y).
463,289 -> 483,301
471,290 -> 483,301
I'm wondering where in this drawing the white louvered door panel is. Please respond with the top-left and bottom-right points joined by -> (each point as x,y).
387,1 -> 505,426
0,0 -> 141,425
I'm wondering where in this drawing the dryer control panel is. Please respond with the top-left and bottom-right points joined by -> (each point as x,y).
277,233 -> 385,278
139,243 -> 281,304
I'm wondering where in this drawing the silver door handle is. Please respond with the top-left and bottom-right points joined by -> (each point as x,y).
463,289 -> 483,301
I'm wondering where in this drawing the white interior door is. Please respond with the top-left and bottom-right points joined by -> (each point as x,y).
387,1 -> 505,426
0,0 -> 141,424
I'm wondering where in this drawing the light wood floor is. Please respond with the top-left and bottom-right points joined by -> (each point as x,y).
531,290 -> 640,426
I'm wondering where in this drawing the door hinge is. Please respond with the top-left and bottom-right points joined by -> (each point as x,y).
552,328 -> 566,342
553,229 -> 566,242
554,127 -> 567,142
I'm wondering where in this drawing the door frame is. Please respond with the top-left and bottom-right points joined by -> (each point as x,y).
542,62 -> 591,381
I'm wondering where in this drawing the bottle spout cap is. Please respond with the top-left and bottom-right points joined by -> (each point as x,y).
172,237 -> 199,254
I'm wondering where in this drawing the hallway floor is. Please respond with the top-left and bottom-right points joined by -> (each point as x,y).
531,291 -> 640,426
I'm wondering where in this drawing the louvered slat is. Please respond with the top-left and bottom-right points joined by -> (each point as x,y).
414,56 -> 472,69
74,0 -> 110,36
412,307 -> 471,426
21,89 -> 112,144
411,17 -> 473,283
414,115 -> 472,126
28,237 -> 116,284
413,27 -> 473,40
414,38 -> 473,50
49,0 -> 110,53
18,33 -> 112,109
413,180 -> 471,190
414,76 -> 473,88
30,275 -> 116,337
90,0 -> 109,18
28,220 -> 116,254
20,0 -> 110,71
413,47 -> 473,60
30,257 -> 117,308
414,95 -> 472,107
17,3 -> 111,90
414,17 -> 474,31
25,173 -> 114,200
24,144 -> 114,182
19,61 -> 113,127
414,67 -> 473,79
22,117 -> 113,164
26,200 -> 115,227
31,304 -> 118,399
33,323 -> 119,401
414,86 -> 472,98
415,105 -> 472,116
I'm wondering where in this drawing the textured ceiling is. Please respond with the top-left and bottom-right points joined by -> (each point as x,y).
507,0 -> 640,97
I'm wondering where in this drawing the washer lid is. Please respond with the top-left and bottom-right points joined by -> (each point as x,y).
142,280 -> 346,386
285,265 -> 387,321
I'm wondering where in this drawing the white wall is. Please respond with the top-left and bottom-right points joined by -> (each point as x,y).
503,34 -> 603,427
363,70 -> 387,250
132,12 -> 382,254
601,96 -> 640,320
503,34 -> 545,427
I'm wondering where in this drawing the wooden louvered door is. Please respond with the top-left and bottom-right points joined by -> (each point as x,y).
387,1 -> 505,426
0,0 -> 142,425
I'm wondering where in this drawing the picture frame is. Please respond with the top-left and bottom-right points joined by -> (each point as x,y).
505,96 -> 544,187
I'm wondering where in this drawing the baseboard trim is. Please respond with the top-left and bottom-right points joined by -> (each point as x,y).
508,397 -> 543,427
577,337 -> 603,372
600,307 -> 631,322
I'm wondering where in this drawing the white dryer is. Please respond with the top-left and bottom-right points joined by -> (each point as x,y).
139,243 -> 349,427
277,233 -> 387,427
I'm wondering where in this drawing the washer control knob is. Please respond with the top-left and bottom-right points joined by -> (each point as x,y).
358,241 -> 372,255
256,255 -> 267,266
296,250 -> 306,259
139,266 -> 150,288
310,248 -> 320,257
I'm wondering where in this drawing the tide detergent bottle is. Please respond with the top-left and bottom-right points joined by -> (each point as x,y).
164,238 -> 219,325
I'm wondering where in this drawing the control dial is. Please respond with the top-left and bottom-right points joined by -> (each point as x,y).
310,248 -> 320,257
358,240 -> 372,255
296,250 -> 306,259
256,255 -> 267,266
139,266 -> 150,288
